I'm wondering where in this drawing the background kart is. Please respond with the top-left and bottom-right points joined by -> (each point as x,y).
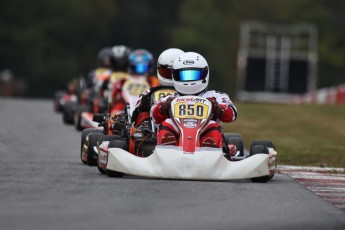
80,88 -> 176,167
75,76 -> 150,131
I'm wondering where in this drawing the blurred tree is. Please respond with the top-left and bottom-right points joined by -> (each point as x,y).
109,0 -> 182,61
170,0 -> 235,96
170,0 -> 345,97
0,0 -> 117,97
1,0 -> 345,97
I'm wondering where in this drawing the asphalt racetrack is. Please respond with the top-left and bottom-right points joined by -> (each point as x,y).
0,98 -> 344,230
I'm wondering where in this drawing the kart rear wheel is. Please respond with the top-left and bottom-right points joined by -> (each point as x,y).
224,133 -> 244,157
75,105 -> 91,131
81,128 -> 103,164
53,90 -> 65,112
86,132 -> 104,166
250,141 -> 276,152
250,141 -> 275,183
62,103 -> 75,124
224,133 -> 241,138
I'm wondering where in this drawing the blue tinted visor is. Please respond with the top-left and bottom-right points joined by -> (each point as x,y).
173,68 -> 208,81
131,63 -> 150,75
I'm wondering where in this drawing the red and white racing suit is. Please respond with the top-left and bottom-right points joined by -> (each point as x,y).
110,75 -> 159,114
152,90 -> 237,148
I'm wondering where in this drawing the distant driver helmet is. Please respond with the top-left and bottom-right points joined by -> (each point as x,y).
111,45 -> 132,71
128,49 -> 153,76
97,47 -> 113,68
157,48 -> 184,86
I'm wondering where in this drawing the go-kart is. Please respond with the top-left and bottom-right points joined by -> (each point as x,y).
53,90 -> 78,114
75,76 -> 150,131
80,87 -> 176,166
54,77 -> 86,116
96,95 -> 277,182
74,96 -> 107,131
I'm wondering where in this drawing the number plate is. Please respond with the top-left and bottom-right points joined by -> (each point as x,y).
173,102 -> 209,119
153,89 -> 176,102
123,80 -> 150,96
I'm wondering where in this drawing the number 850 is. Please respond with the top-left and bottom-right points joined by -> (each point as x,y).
178,104 -> 205,117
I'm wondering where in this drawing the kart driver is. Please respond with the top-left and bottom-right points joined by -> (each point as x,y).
86,47 -> 114,95
110,49 -> 159,113
105,45 -> 132,86
132,48 -> 185,127
151,52 -> 237,148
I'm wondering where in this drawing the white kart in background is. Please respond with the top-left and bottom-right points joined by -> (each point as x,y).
98,95 -> 277,182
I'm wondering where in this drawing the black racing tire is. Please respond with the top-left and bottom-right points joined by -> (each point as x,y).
96,135 -> 123,172
53,100 -> 62,113
97,138 -> 124,175
106,140 -> 126,178
86,132 -> 104,166
224,133 -> 244,156
224,133 -> 242,138
106,170 -> 124,178
250,141 -> 276,152
98,166 -> 106,174
81,128 -> 103,164
75,105 -> 91,131
53,90 -> 65,112
250,141 -> 275,183
62,103 -> 75,124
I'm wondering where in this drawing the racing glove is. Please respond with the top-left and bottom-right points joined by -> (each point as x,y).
159,97 -> 174,116
208,97 -> 223,116
207,97 -> 236,122
153,97 -> 175,124
110,114 -> 126,131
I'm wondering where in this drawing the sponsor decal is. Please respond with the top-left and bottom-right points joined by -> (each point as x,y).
99,154 -> 108,163
183,60 -> 195,65
82,152 -> 87,161
176,98 -> 207,103
183,119 -> 197,128
221,97 -> 230,103
99,150 -> 108,164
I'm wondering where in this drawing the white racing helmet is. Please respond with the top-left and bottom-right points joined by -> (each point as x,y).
172,52 -> 209,95
157,48 -> 184,86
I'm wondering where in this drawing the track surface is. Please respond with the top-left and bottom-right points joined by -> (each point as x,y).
0,98 -> 344,230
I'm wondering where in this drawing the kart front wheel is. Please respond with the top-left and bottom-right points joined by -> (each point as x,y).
98,166 -> 106,174
249,142 -> 275,183
105,140 -> 126,178
106,170 -> 124,178
81,128 -> 103,164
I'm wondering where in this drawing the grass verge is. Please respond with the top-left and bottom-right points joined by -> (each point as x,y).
223,103 -> 345,168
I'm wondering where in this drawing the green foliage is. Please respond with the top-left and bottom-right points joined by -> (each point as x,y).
171,0 -> 345,97
0,0 -> 117,97
1,0 -> 345,97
